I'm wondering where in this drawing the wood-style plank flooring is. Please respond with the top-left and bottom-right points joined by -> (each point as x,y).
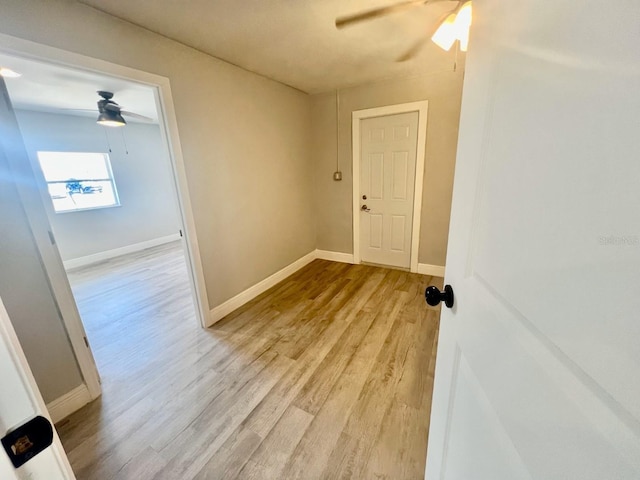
58,242 -> 442,479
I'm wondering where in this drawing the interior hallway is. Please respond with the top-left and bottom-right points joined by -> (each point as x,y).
56,242 -> 442,479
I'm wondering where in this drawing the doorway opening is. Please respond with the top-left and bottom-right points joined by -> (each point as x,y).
0,44 -> 208,425
352,101 -> 429,273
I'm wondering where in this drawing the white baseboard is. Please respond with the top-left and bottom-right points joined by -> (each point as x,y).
46,383 -> 91,424
208,250 -> 317,326
208,250 -> 442,326
417,263 -> 446,277
315,249 -> 354,264
63,233 -> 181,270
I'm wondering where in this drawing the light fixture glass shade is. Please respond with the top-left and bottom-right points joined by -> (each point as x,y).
455,2 -> 473,30
459,32 -> 469,52
0,67 -> 21,78
455,1 -> 472,52
97,111 -> 126,127
431,14 -> 458,51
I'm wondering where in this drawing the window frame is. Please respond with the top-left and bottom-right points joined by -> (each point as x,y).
36,151 -> 121,214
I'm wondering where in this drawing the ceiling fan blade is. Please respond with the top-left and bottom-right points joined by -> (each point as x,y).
395,9 -> 458,61
60,108 -> 95,112
396,35 -> 430,62
120,110 -> 154,123
336,0 -> 427,28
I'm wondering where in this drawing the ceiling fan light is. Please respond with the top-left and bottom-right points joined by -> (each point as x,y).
97,110 -> 126,127
459,30 -> 470,52
455,2 -> 473,30
431,14 -> 458,51
455,1 -> 472,52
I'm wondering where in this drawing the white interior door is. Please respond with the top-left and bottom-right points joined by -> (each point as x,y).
359,111 -> 419,269
426,1 -> 640,479
0,297 -> 75,479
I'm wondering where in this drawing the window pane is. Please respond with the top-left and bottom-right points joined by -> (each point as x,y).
49,181 -> 118,213
38,152 -> 110,182
37,151 -> 120,213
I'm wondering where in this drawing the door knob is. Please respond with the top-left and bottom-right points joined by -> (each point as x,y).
361,204 -> 371,212
425,285 -> 454,308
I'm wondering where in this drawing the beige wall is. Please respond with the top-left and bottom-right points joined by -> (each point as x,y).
0,0 -> 315,309
311,69 -> 464,267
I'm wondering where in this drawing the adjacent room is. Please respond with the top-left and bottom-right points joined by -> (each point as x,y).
0,50 -> 204,428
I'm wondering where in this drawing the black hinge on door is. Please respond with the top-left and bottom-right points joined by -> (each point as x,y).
1,416 -> 53,468
179,229 -> 183,237
47,230 -> 56,245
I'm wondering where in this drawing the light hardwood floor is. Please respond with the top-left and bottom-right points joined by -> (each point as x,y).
58,242 -> 442,479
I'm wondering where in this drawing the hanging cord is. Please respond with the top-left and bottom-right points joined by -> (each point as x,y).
454,40 -> 459,72
335,89 -> 340,172
102,127 -> 112,153
120,128 -> 129,155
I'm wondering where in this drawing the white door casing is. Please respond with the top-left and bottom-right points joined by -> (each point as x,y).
426,1 -> 640,479
353,101 -> 428,272
0,296 -> 75,479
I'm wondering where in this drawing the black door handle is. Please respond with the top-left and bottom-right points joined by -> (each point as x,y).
1,416 -> 53,468
425,285 -> 454,308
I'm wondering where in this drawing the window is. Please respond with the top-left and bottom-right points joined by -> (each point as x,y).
37,152 -> 120,213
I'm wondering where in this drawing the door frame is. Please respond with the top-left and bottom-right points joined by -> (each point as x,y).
0,33 -> 210,401
352,101 -> 429,273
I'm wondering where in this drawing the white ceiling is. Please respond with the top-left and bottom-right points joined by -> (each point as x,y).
0,53 -> 158,123
78,0 -> 462,94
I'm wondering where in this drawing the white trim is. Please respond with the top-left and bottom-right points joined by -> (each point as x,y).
207,250 -> 443,324
46,383 -> 91,424
64,234 -> 181,270
417,263 -> 446,277
315,249 -> 355,264
153,73 -> 210,330
209,251 -> 317,325
352,101 -> 429,274
0,33 -> 210,402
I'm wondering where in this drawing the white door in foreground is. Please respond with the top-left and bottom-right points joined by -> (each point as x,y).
0,297 -> 75,479
426,1 -> 640,479
359,111 -> 419,269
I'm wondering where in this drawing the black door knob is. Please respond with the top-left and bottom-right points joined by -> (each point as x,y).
425,285 -> 454,308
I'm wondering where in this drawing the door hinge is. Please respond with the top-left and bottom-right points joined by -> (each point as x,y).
83,336 -> 89,348
47,230 -> 56,245
179,229 -> 183,237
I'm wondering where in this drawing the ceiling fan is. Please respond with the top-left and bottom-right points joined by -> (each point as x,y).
335,0 -> 472,62
64,91 -> 154,127
95,91 -> 153,127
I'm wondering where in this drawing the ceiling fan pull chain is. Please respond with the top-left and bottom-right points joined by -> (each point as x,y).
453,40 -> 459,72
120,128 -> 129,155
102,127 -> 112,153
